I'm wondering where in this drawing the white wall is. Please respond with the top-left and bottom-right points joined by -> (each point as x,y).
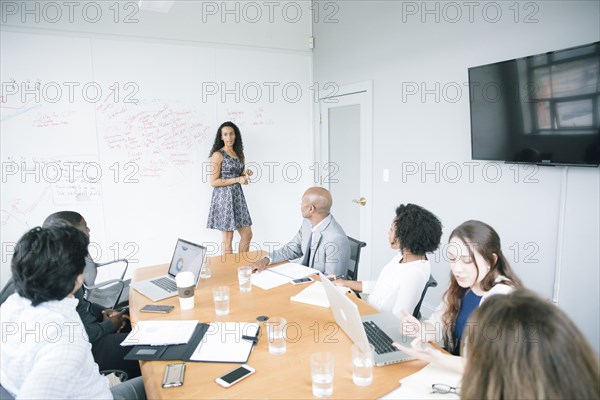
1,0 -> 311,50
313,1 -> 599,352
0,1 -> 315,286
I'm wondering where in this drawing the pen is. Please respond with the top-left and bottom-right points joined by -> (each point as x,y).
242,335 -> 258,344
329,275 -> 344,281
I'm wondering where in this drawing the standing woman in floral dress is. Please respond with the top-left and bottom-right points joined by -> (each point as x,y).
207,121 -> 253,254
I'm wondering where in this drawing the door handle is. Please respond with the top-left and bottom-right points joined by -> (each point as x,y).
352,197 -> 367,206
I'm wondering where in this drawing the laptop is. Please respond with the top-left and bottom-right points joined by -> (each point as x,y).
320,274 -> 415,366
130,239 -> 207,302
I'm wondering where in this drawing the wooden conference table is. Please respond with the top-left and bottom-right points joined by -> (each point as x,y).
130,251 -> 427,399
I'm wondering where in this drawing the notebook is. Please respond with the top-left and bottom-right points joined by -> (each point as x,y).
320,274 -> 415,366
125,322 -> 260,364
130,238 -> 206,301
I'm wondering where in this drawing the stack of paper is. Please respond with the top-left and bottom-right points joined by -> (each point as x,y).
120,320 -> 199,346
251,262 -> 318,290
381,363 -> 462,399
290,281 -> 351,308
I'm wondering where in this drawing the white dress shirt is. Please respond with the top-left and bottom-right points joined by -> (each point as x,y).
0,294 -> 112,399
362,254 -> 430,319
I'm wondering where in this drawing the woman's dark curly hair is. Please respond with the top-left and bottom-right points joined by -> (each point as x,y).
208,121 -> 245,163
394,204 -> 442,255
11,225 -> 89,306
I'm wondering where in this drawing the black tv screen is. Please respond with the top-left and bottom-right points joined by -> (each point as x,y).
469,42 -> 600,166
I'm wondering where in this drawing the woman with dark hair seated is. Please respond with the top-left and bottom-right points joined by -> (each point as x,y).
461,289 -> 599,399
395,220 -> 522,373
0,226 -> 145,399
333,204 -> 443,319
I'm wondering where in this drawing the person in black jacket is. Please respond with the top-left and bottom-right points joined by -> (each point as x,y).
0,211 -> 140,378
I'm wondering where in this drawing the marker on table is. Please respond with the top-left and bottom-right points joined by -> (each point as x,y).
328,275 -> 345,281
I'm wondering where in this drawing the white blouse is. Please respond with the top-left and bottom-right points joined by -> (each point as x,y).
363,254 -> 431,319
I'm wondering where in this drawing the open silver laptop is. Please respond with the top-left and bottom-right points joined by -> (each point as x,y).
131,239 -> 206,302
320,274 -> 415,366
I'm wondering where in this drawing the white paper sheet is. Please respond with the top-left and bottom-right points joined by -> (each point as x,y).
251,269 -> 291,290
268,263 -> 318,279
120,320 -> 199,346
251,262 -> 319,290
290,281 -> 351,308
380,363 -> 462,399
190,322 -> 259,363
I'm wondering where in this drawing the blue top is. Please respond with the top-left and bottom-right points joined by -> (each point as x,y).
453,289 -> 482,355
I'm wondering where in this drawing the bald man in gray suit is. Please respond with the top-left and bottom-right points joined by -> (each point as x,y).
251,187 -> 350,277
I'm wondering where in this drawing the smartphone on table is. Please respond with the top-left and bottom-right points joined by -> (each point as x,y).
140,304 -> 174,313
162,363 -> 186,388
215,365 -> 255,388
291,277 -> 314,285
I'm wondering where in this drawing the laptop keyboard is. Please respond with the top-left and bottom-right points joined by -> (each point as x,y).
363,321 -> 397,354
150,277 -> 177,292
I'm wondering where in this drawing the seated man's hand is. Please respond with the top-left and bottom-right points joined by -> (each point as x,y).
325,274 -> 347,286
249,257 -> 270,273
332,279 -> 349,287
103,310 -> 130,332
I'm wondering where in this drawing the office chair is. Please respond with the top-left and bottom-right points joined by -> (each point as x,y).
346,236 -> 367,281
412,274 -> 438,319
0,384 -> 14,400
83,258 -> 130,310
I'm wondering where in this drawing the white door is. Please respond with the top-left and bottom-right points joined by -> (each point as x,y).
319,82 -> 373,280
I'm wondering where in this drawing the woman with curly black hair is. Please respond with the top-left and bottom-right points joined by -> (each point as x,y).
333,204 -> 442,319
207,121 -> 253,254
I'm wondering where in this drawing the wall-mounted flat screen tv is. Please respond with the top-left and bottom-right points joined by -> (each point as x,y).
469,42 -> 600,166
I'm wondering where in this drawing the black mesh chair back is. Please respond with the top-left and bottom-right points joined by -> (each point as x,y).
346,236 -> 367,281
413,275 -> 438,319
83,258 -> 130,309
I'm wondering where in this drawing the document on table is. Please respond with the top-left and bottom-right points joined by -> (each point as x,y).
251,269 -> 291,290
120,320 -> 199,346
290,281 -> 351,308
251,262 -> 318,290
269,263 -> 318,279
380,363 -> 462,399
190,322 -> 260,363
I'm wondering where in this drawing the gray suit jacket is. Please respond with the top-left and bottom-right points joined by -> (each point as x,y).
268,215 -> 350,276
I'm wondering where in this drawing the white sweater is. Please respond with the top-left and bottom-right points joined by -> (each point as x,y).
363,254 -> 430,319
0,294 -> 112,399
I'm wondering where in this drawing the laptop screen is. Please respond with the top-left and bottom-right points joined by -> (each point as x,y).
167,239 -> 207,282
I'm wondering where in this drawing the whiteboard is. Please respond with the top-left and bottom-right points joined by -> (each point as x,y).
1,31 -> 313,285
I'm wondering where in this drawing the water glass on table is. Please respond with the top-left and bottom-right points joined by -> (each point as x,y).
311,351 -> 334,398
265,317 -> 286,355
351,343 -> 374,386
237,266 -> 252,293
200,264 -> 212,279
212,286 -> 230,316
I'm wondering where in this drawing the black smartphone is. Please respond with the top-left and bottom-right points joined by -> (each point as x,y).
140,304 -> 175,313
215,365 -> 255,388
291,277 -> 314,285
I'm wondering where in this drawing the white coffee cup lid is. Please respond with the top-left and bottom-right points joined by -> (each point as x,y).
175,271 -> 195,287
